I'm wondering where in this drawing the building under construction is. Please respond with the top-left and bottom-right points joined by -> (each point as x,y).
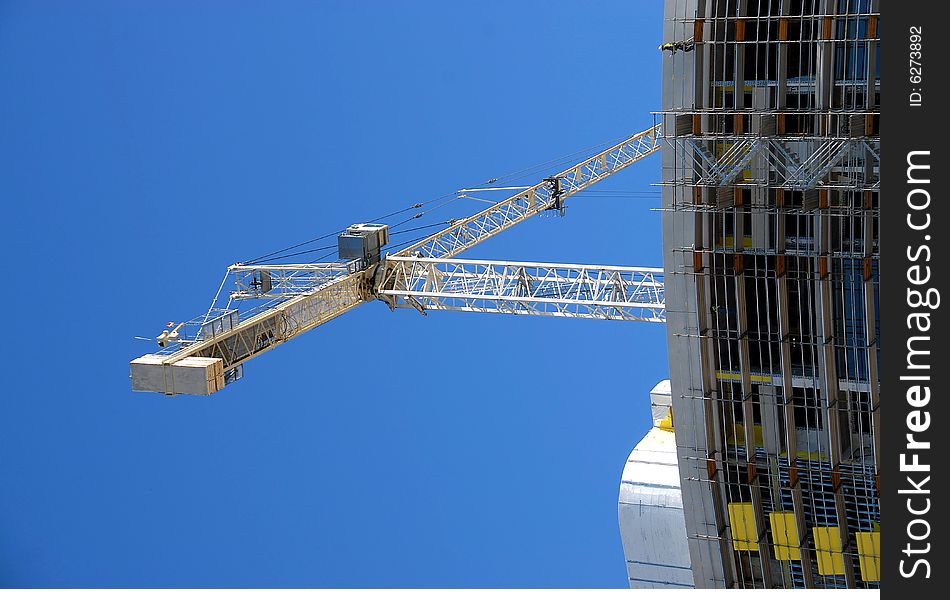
125,1 -> 881,589
631,0 -> 880,589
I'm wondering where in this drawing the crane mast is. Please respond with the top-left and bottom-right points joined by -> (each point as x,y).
130,124 -> 663,396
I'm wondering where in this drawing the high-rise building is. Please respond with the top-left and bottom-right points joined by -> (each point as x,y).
654,0 -> 880,588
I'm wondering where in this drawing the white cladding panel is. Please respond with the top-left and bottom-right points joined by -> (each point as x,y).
650,379 -> 673,427
618,419 -> 693,588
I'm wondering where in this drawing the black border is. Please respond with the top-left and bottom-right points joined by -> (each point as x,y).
882,0 -> 949,591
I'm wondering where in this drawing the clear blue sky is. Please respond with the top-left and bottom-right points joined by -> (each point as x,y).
0,0 -> 667,588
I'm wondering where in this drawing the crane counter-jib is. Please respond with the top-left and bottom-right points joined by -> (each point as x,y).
131,273 -> 367,395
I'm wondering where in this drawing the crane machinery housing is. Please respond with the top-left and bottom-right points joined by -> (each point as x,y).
129,124 -> 664,396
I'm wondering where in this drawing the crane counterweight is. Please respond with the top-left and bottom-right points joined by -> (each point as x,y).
337,223 -> 390,267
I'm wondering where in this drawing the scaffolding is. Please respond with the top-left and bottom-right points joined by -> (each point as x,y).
661,0 -> 879,589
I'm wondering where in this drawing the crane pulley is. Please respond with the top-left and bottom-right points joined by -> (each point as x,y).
129,124 -> 664,396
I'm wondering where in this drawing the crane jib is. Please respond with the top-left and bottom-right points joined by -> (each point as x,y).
129,123 -> 664,395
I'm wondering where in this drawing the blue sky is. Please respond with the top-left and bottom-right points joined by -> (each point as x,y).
0,0 -> 667,588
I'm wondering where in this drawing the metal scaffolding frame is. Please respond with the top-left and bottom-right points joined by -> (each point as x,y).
661,0 -> 880,589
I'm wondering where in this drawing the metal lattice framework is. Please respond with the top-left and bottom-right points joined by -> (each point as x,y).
397,125 -> 660,260
377,256 -> 665,322
663,135 -> 880,190
229,263 -> 352,300
178,273 -> 367,372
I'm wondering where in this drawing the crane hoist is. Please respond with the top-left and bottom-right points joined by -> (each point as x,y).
130,124 -> 665,396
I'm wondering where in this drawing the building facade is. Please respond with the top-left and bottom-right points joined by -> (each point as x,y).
618,380 -> 694,589
658,0 -> 880,588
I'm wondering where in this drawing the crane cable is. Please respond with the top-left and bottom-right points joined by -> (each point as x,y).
242,231 -> 342,265
472,134 -> 629,188
388,221 -> 454,237
247,219 -> 458,264
238,131 -> 643,266
247,243 -> 339,264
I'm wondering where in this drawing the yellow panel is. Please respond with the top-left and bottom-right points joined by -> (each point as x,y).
715,370 -> 772,384
728,502 -> 759,551
716,236 -> 755,250
730,423 -> 744,445
716,370 -> 742,381
730,424 -> 764,447
813,527 -> 846,575
751,425 -> 763,446
658,407 -> 674,432
855,532 -> 881,582
769,512 -> 801,561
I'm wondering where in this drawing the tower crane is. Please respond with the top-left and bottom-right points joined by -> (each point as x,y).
130,124 -> 665,396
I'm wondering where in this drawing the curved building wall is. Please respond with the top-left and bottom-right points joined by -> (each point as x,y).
618,380 -> 694,589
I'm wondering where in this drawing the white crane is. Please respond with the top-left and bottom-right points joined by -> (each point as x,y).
130,124 -> 664,396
